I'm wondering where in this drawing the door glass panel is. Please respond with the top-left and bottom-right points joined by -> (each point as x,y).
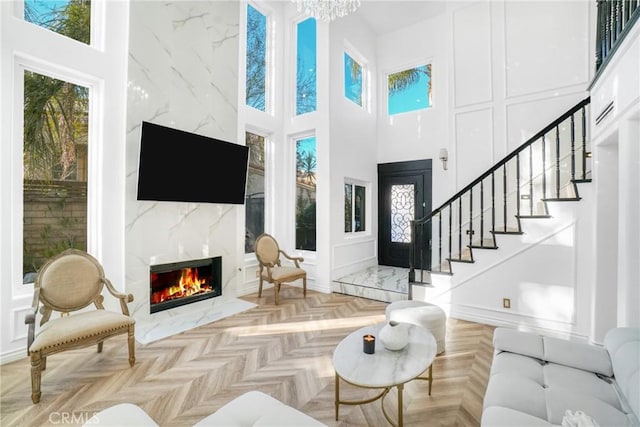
390,184 -> 414,243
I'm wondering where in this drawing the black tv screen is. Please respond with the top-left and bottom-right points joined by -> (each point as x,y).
136,122 -> 249,204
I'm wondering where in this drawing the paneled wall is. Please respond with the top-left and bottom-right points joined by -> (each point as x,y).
376,0 -> 596,339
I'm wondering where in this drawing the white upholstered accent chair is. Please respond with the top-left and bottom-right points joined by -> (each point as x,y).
254,233 -> 307,305
25,249 -> 135,404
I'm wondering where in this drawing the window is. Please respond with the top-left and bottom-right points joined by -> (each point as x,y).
245,131 -> 265,253
295,136 -> 316,251
296,18 -> 316,115
245,4 -> 267,111
344,52 -> 363,107
24,0 -> 91,45
387,64 -> 432,115
344,182 -> 366,232
23,70 -> 89,282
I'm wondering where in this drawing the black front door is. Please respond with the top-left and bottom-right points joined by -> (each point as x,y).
378,160 -> 432,268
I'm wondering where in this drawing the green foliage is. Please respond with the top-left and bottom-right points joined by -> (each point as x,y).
388,64 -> 431,95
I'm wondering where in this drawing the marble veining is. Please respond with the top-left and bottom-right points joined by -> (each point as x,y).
335,265 -> 409,291
124,1 -> 241,338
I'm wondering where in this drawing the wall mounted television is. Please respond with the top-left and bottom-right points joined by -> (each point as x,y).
136,121 -> 249,204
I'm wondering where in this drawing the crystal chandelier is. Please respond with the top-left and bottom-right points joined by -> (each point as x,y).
294,0 -> 361,22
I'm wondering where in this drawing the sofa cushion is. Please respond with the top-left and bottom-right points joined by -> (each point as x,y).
545,386 -> 633,426
84,403 -> 158,426
481,407 -> 551,426
483,371 -> 548,420
544,363 -> 621,409
194,391 -> 325,427
490,351 -> 545,383
543,335 -> 613,377
85,391 -> 325,427
493,327 -> 544,359
483,327 -> 640,427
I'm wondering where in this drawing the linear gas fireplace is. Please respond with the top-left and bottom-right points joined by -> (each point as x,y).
150,256 -> 221,314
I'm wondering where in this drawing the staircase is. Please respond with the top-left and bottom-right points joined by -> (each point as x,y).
408,97 -> 592,297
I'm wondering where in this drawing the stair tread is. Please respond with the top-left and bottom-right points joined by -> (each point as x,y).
541,197 -> 582,202
469,245 -> 498,250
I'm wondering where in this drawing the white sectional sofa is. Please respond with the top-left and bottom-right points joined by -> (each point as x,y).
84,390 -> 326,426
482,327 -> 640,426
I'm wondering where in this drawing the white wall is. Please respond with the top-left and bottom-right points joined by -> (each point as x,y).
0,1 -> 129,363
376,13 -> 450,207
327,11 -> 380,279
590,19 -> 640,339
375,0 -> 599,340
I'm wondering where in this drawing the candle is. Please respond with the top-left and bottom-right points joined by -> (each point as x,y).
363,334 -> 375,354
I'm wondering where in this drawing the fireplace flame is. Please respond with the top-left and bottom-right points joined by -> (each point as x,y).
151,267 -> 213,304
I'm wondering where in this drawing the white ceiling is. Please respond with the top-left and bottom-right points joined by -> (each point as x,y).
354,0 -> 447,35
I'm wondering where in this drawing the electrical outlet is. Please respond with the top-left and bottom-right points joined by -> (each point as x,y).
503,298 -> 511,309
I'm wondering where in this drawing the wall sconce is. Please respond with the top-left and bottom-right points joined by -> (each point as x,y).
439,148 -> 448,170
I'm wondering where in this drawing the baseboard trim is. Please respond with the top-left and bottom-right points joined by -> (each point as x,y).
1,348 -> 27,365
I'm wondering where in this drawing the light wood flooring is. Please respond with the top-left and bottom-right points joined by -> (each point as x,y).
1,288 -> 495,426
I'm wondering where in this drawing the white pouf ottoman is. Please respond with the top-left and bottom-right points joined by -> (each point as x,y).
385,300 -> 446,354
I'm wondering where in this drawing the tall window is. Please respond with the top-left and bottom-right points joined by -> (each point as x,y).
344,52 -> 363,107
24,0 -> 91,45
296,18 -> 317,115
344,182 -> 366,232
245,131 -> 265,253
246,4 -> 267,111
388,64 -> 432,115
295,136 -> 316,251
23,70 -> 89,282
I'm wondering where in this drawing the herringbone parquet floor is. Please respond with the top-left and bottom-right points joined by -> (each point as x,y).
0,288 -> 495,426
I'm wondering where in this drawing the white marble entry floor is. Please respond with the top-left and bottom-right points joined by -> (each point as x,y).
332,265 -> 410,303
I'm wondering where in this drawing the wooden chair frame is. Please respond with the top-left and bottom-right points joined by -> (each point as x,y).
25,249 -> 135,404
254,233 -> 307,305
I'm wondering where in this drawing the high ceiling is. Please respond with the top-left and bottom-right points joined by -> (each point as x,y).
354,0 -> 447,35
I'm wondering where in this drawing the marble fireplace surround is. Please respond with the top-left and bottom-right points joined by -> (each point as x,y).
124,1 -> 253,345
131,248 -> 256,345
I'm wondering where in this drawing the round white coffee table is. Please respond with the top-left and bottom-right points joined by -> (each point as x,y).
333,322 -> 437,426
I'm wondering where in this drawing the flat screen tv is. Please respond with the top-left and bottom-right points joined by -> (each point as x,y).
136,121 -> 249,204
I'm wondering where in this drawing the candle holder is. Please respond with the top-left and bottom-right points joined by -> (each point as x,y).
363,334 -> 375,354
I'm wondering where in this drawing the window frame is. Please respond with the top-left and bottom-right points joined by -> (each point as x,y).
343,43 -> 369,110
13,55 -> 102,293
244,128 -> 268,254
344,179 -> 369,235
294,16 -> 317,117
245,2 -> 271,114
292,132 -> 317,252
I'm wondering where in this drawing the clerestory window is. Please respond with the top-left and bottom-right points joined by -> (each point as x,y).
387,64 -> 432,115
24,0 -> 91,45
296,17 -> 317,115
245,4 -> 268,112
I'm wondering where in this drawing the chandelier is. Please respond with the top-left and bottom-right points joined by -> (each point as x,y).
294,0 -> 361,22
